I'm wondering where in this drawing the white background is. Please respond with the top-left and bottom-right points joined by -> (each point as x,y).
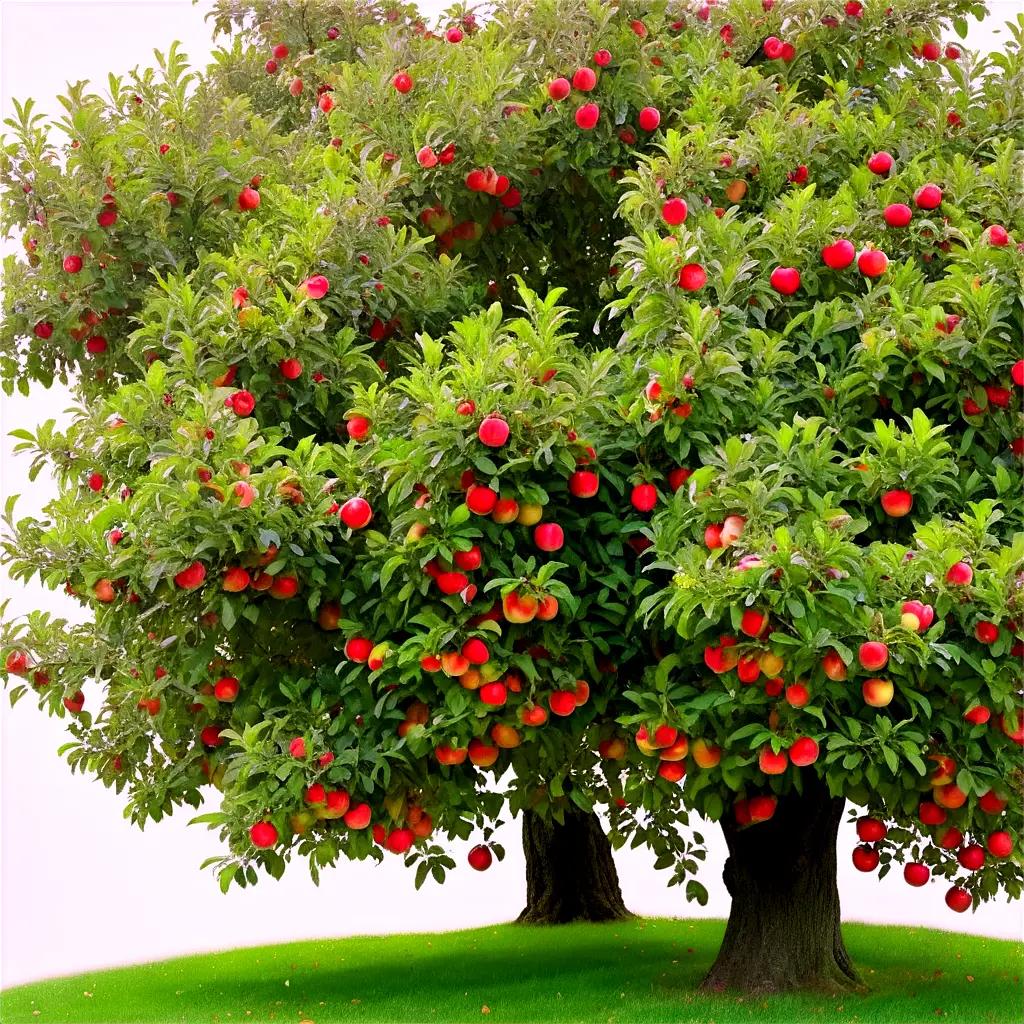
1,0 -> 1021,989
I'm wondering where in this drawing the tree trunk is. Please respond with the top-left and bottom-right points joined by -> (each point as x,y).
517,807 -> 632,924
702,776 -> 864,994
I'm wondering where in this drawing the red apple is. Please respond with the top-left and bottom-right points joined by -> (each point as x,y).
880,489 -> 913,517
661,198 -> 688,226
858,641 -> 889,671
249,821 -> 278,848
904,862 -> 930,886
945,886 -> 971,913
852,845 -> 879,872
857,817 -> 887,842
769,266 -> 801,295
468,844 -> 493,871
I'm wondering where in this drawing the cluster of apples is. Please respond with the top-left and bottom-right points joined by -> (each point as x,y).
600,724 -> 725,785
642,373 -> 697,422
851,780 -> 1014,913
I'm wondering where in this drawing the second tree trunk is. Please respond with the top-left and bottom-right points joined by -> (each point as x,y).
517,807 -> 632,924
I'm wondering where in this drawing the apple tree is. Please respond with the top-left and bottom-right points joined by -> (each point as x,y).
2,0 -> 1022,995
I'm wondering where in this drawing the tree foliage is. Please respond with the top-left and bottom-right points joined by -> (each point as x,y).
1,0 -> 1021,919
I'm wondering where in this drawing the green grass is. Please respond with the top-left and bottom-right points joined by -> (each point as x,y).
2,918 -> 1021,1024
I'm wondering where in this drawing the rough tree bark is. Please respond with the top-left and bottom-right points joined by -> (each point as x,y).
701,776 -> 864,994
517,807 -> 633,924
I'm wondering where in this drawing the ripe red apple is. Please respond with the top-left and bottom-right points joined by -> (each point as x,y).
978,790 -> 1007,814
33,321 -> 54,339
852,845 -> 879,872
963,705 -> 991,725
748,795 -> 777,823
857,817 -> 887,842
572,67 -> 597,91
214,676 -> 240,701
862,678 -> 894,707
857,247 -> 888,276
919,801 -> 947,826
344,637 -> 373,662
822,239 -> 856,269
479,682 -> 507,706
569,469 -> 599,498
858,641 -> 889,671
340,497 -> 372,529
758,747 -> 788,775
678,263 -> 707,291
914,183 -> 942,209
928,753 -> 956,786
468,737 -> 499,766
983,224 -> 1007,245
958,844 -> 985,871
461,638 -> 489,665
548,691 -> 577,716
63,254 -> 83,273
341,802 -> 369,829
883,203 -> 912,227
237,186 -> 261,212
945,886 -> 971,913
548,77 -> 571,101
691,738 -> 721,768
821,649 -> 848,681
288,736 -> 307,758
904,862 -> 930,886
945,561 -> 973,585
305,783 -> 326,806
938,826 -> 963,849
785,683 -> 810,709
392,71 -> 413,93
250,821 -> 278,848
769,266 -> 801,295
866,151 -> 894,175
279,356 -> 304,380
385,828 -> 414,854
987,831 -> 1013,858
658,761 -> 686,782
478,416 -> 510,447
174,561 -> 207,591
466,485 -> 498,515
269,574 -> 299,599
4,650 -> 31,676
223,566 -> 251,592
638,106 -> 660,131
63,690 -> 85,714
534,522 -> 564,552
520,703 -> 548,727
789,736 -> 819,766
575,103 -> 599,130
594,49 -> 612,66
763,36 -> 784,59
630,482 -> 657,512
468,844 -> 493,871
662,197 -> 688,225
880,489 -> 913,517
491,724 -> 521,749
974,621 -> 999,644
739,609 -> 768,637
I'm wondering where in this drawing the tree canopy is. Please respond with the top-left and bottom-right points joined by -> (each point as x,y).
1,0 -> 1021,953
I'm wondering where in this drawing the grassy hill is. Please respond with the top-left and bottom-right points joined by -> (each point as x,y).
2,918 -> 1021,1024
